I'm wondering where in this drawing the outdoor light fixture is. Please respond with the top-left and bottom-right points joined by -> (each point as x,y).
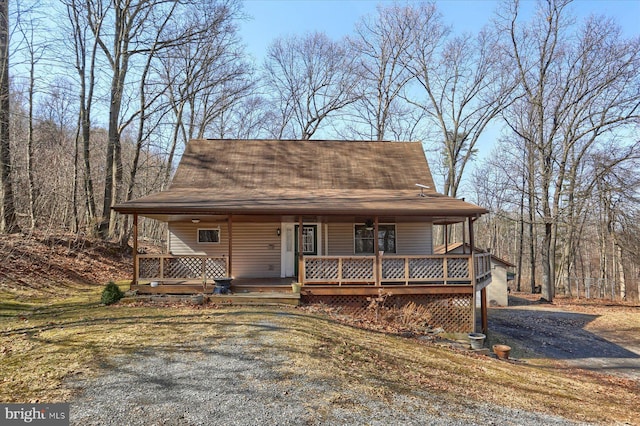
191,218 -> 200,224
365,219 -> 374,231
277,227 -> 281,236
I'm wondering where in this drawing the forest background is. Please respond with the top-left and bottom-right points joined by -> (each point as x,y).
0,0 -> 639,302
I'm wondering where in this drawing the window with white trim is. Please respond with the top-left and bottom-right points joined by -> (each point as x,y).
197,228 -> 220,244
354,224 -> 396,254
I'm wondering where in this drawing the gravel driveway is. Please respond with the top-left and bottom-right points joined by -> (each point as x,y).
489,299 -> 640,381
68,320 -> 584,425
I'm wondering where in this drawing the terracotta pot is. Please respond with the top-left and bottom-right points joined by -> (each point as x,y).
493,344 -> 511,360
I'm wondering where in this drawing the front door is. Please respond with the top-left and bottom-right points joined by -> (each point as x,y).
294,225 -> 317,276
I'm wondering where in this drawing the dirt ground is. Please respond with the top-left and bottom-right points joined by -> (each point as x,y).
489,293 -> 640,381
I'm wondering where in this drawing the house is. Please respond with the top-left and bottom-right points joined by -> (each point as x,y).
113,139 -> 491,333
434,243 -> 515,307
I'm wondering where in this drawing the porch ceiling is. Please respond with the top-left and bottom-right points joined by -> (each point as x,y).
113,188 -> 487,220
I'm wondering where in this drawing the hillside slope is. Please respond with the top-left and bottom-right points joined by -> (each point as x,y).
0,232 -> 132,295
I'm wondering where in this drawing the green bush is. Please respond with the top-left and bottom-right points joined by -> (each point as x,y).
101,281 -> 124,305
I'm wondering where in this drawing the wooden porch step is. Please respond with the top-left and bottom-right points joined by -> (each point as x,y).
231,284 -> 292,293
209,292 -> 300,306
130,284 -> 300,306
131,284 -> 205,294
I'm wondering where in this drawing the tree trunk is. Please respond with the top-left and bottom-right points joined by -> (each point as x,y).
26,53 -> 36,229
516,171 -> 525,292
0,0 -> 19,234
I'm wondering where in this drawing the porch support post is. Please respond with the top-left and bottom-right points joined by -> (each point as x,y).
461,198 -> 467,254
481,287 -> 488,334
228,215 -> 233,277
469,216 -> 480,332
444,224 -> 449,253
462,221 -> 467,254
132,213 -> 138,287
374,216 -> 380,286
298,216 -> 304,284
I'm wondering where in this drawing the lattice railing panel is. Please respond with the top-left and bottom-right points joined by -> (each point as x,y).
163,257 -> 202,279
139,258 -> 160,279
447,258 -> 470,279
205,258 -> 227,278
342,258 -> 374,280
302,293 -> 473,332
382,258 -> 405,280
305,258 -> 339,280
409,258 -> 443,279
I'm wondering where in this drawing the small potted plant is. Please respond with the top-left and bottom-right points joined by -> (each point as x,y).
493,344 -> 512,360
468,332 -> 486,349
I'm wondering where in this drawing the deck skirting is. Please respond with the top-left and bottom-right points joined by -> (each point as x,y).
302,291 -> 474,333
129,282 -> 474,332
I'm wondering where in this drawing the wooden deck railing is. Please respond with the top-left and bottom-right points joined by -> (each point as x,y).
474,252 -> 492,283
136,254 -> 228,283
134,252 -> 491,287
303,253 -> 492,286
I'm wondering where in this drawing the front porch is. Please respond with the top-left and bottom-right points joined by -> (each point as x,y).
129,251 -> 490,333
131,252 -> 491,289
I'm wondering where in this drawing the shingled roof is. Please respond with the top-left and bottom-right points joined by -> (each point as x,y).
169,139 -> 435,191
113,139 -> 487,218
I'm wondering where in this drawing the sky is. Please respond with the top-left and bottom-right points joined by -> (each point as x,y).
239,0 -> 640,193
241,0 -> 640,62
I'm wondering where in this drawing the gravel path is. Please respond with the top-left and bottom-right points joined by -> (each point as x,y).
68,321 -> 585,426
489,304 -> 640,381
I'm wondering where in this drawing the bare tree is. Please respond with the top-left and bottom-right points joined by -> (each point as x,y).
499,0 -> 640,301
14,4 -> 47,230
263,32 -> 360,139
85,0 -> 221,238
0,0 -> 18,233
64,0 -> 101,234
406,2 -> 515,199
157,0 -> 250,187
346,3 -> 418,141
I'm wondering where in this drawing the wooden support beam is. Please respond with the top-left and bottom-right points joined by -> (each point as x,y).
302,285 -> 474,296
481,286 -> 488,334
462,221 -> 466,254
132,213 -> 138,286
298,216 -> 304,284
444,224 -> 449,253
469,216 -> 477,331
374,216 -> 380,286
228,214 -> 233,277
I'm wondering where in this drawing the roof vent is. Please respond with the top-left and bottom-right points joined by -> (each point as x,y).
415,183 -> 430,197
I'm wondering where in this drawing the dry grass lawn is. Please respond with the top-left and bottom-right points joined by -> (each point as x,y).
1,283 -> 638,425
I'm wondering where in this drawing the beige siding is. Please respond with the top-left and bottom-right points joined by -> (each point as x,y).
232,222 -> 282,278
169,222 -> 229,256
169,221 -> 281,278
488,265 -> 509,306
327,222 -> 432,255
327,223 -> 353,255
169,220 -> 431,276
396,222 -> 432,254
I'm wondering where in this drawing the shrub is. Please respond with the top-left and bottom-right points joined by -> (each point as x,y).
101,281 -> 124,305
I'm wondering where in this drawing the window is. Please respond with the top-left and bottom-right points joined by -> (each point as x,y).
302,226 -> 316,254
354,224 -> 396,254
197,228 -> 220,244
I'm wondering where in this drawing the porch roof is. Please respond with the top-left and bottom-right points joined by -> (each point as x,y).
113,139 -> 488,219
113,187 -> 487,217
